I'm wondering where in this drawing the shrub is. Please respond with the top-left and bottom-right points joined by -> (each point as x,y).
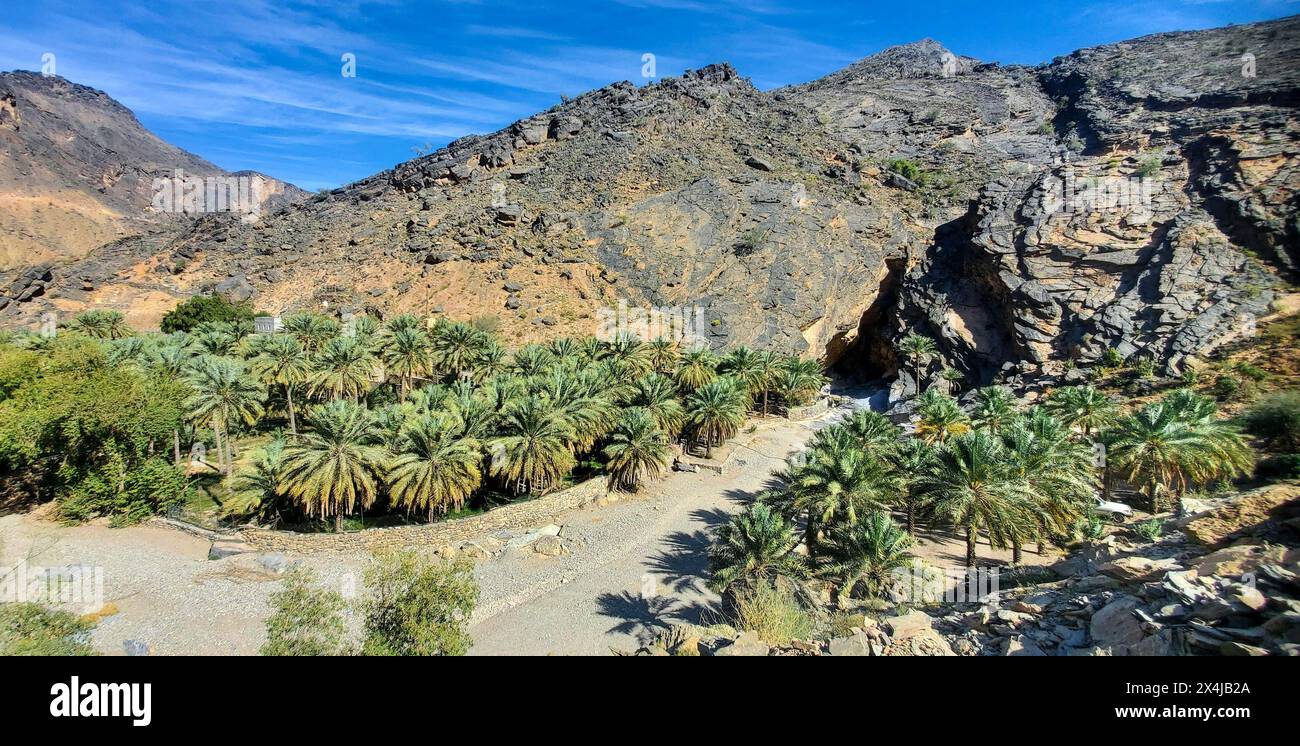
728,579 -> 814,646
1241,392 -> 1300,452
1133,356 -> 1156,379
736,227 -> 767,254
1132,519 -> 1163,543
0,603 -> 97,656
1255,453 -> 1300,482
1233,361 -> 1269,382
1100,348 -> 1125,369
887,159 -> 929,186
160,294 -> 255,333
1213,374 -> 1241,400
1136,154 -> 1162,178
361,552 -> 478,656
58,457 -> 190,526
261,567 -> 352,656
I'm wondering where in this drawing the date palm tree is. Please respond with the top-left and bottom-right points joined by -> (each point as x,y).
842,409 -> 902,454
775,357 -> 827,408
279,400 -> 386,532
1107,392 -> 1253,512
888,437 -> 936,536
225,438 -> 288,527
917,431 -> 1036,567
604,408 -> 672,492
647,337 -> 680,375
388,413 -> 482,522
897,333 -> 937,394
823,511 -> 914,603
604,332 -> 654,378
684,377 -> 747,458
251,334 -> 310,435
707,503 -> 803,593
379,326 -> 431,401
489,396 -> 576,495
790,439 -> 898,554
1044,385 -> 1116,438
309,335 -> 375,402
970,386 -> 1019,434
282,312 -> 339,354
1001,409 -> 1096,561
184,356 -> 266,475
431,320 -> 489,380
512,343 -> 555,378
753,350 -> 782,417
914,389 -> 971,443
675,348 -> 719,392
634,373 -> 686,437
719,346 -> 764,407
72,309 -> 133,340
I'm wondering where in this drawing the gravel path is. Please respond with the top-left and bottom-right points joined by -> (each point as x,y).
467,417 -> 820,655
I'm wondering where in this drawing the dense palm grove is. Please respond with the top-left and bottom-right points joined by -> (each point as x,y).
0,303 -> 827,530
708,348 -> 1260,608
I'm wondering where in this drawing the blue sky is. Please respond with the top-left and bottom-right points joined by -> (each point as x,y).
2,0 -> 1295,191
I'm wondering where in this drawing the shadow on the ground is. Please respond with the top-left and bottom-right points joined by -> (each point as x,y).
594,591 -> 717,646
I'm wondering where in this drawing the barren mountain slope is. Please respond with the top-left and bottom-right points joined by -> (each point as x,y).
0,71 -> 305,271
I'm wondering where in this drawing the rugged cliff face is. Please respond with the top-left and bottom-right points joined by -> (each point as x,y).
1,18 -> 1296,392
786,18 -> 1298,391
0,71 -> 305,272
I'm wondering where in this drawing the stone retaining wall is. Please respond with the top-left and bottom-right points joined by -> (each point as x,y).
240,477 -> 609,554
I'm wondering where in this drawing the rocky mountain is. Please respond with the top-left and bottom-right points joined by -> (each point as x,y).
1,17 -> 1296,394
0,71 -> 305,271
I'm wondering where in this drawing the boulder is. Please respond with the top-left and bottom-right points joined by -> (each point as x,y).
1003,635 -> 1047,656
711,630 -> 769,657
1090,595 -> 1146,648
532,535 -> 564,557
826,629 -> 872,656
882,610 -> 933,640
1100,556 -> 1181,582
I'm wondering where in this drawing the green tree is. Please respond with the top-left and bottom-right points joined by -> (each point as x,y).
707,503 -> 803,593
280,400 -> 386,531
970,386 -> 1018,433
1107,392 -> 1253,512
431,320 -> 489,380
634,373 -> 686,436
379,326 -> 431,401
918,430 -> 1035,567
823,511 -> 913,603
675,348 -> 719,392
888,438 -> 936,536
309,335 -> 375,402
897,334 -> 937,394
604,407 -> 672,492
388,413 -> 482,521
914,389 -> 970,443
261,567 -> 351,656
225,438 -> 288,526
251,334 -> 310,434
71,309 -> 132,340
184,356 -> 266,475
160,294 -> 255,333
361,552 -> 479,656
684,377 -> 747,458
1044,385 -> 1116,437
489,396 -> 576,495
